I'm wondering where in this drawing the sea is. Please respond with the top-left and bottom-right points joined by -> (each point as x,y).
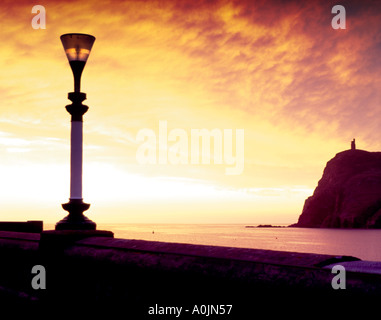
90,223 -> 381,262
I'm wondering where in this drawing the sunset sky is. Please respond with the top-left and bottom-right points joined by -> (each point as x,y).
0,0 -> 380,225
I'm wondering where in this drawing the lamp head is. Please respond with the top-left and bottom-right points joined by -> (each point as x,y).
61,33 -> 95,92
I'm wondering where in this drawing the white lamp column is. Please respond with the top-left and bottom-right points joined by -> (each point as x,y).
70,120 -> 84,200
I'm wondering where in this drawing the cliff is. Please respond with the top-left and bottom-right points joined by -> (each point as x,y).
295,149 -> 381,228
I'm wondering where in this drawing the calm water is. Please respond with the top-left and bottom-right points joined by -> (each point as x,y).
94,224 -> 381,261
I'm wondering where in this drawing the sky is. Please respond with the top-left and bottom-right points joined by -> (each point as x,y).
0,0 -> 380,225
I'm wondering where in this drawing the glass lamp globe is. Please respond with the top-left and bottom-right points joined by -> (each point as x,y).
60,33 -> 96,92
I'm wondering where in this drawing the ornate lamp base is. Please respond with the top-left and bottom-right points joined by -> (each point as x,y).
56,199 -> 96,230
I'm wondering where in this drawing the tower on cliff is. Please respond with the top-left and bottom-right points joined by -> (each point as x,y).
351,138 -> 356,150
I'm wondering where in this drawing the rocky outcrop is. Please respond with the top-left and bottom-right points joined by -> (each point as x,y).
295,149 -> 381,228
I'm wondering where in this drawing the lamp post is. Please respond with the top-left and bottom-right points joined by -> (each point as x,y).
56,33 -> 96,230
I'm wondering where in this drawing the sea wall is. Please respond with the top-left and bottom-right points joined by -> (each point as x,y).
0,230 -> 380,316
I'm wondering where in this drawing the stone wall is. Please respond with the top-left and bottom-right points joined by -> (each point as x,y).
0,230 -> 380,316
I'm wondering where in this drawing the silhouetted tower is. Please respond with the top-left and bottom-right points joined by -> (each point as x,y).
351,138 -> 356,150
